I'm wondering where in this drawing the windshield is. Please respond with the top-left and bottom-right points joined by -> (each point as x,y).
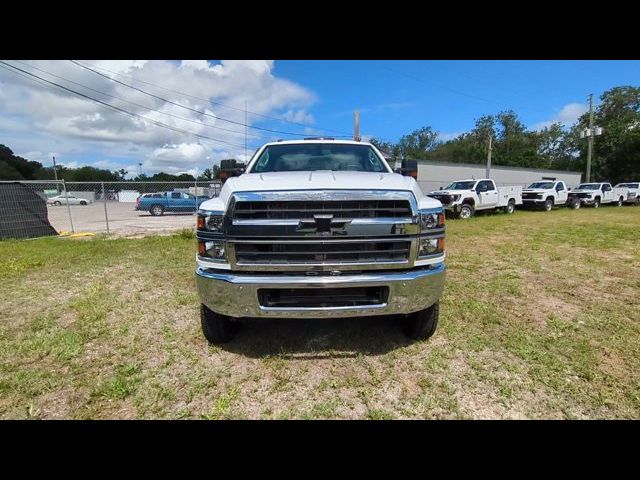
528,182 -> 555,189
576,184 -> 600,190
444,181 -> 476,190
616,183 -> 639,188
250,143 -> 388,173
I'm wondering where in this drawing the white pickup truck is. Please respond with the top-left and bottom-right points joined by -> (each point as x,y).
428,178 -> 522,219
521,180 -> 569,211
195,139 -> 446,343
615,182 -> 640,205
567,182 -> 628,208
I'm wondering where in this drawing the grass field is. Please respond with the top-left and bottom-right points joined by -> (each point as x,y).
1,206 -> 639,419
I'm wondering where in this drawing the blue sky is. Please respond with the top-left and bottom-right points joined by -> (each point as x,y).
275,60 -> 640,141
0,60 -> 638,176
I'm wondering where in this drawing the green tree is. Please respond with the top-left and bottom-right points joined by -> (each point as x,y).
0,145 -> 44,180
396,126 -> 439,160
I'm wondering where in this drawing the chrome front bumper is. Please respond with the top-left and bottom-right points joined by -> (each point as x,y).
196,264 -> 445,319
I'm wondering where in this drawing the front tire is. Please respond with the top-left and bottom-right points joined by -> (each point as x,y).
571,199 -> 581,209
459,204 -> 474,219
150,204 -> 164,216
617,196 -> 624,207
53,201 -> 61,206
404,302 -> 439,340
544,198 -> 553,211
200,304 -> 238,344
80,200 -> 87,206
593,198 -> 600,208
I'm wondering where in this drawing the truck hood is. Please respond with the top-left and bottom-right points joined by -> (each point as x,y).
429,190 -> 467,196
228,171 -> 416,192
570,189 -> 595,194
201,171 -> 442,211
522,188 -> 549,193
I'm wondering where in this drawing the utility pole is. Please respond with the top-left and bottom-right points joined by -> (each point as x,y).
354,111 -> 360,141
486,135 -> 492,178
52,156 -> 60,193
586,93 -> 594,182
581,93 -> 602,183
52,156 -> 59,181
244,100 -> 248,161
138,163 -> 142,177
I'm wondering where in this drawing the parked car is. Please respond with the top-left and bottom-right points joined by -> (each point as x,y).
614,182 -> 640,205
47,194 -> 90,206
567,182 -> 628,208
428,179 -> 522,219
135,191 -> 209,216
521,180 -> 569,211
195,139 -> 446,343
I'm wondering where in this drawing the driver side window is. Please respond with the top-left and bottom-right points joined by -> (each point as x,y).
556,182 -> 565,192
478,180 -> 495,191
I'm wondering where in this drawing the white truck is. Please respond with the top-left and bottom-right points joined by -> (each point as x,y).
567,182 -> 628,208
427,179 -> 522,219
521,180 -> 569,211
195,139 -> 446,344
614,182 -> 640,205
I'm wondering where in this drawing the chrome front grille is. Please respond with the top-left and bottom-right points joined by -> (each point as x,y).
232,199 -> 412,220
233,239 -> 411,265
224,190 -> 421,271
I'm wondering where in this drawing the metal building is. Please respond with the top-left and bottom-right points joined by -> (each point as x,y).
415,160 -> 583,194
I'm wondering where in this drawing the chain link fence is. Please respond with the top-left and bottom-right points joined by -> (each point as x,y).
0,180 -> 222,238
1,176 -> 581,239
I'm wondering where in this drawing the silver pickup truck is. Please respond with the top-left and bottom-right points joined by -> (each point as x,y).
195,139 -> 446,343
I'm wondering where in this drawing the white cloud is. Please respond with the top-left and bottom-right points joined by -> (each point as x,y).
280,109 -> 315,124
532,102 -> 588,131
0,60 -> 317,173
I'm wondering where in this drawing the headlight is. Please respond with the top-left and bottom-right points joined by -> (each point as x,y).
198,240 -> 226,260
419,211 -> 445,230
451,194 -> 461,201
197,213 -> 224,232
418,237 -> 445,257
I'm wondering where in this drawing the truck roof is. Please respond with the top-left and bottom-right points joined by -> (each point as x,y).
262,139 -> 372,147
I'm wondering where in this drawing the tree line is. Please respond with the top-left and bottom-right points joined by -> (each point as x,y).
370,86 -> 639,184
0,146 -> 224,182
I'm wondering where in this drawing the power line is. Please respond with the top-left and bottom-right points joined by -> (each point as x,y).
74,60 -> 353,136
9,60 -> 269,142
69,60 -> 351,138
0,61 -> 253,150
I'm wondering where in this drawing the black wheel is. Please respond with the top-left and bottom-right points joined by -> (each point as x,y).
593,198 -> 600,208
53,201 -> 61,206
150,204 -> 164,216
80,200 -> 87,206
404,302 -> 439,340
617,197 -> 623,207
200,304 -> 238,344
544,198 -> 553,212
504,199 -> 516,214
459,204 -> 474,219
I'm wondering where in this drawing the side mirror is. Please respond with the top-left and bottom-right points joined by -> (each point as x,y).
393,168 -> 402,174
439,186 -> 443,190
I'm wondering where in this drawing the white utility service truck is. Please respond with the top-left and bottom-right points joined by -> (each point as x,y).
428,179 -> 522,219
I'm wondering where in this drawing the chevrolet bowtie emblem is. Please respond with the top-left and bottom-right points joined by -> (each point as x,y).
297,214 -> 351,235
